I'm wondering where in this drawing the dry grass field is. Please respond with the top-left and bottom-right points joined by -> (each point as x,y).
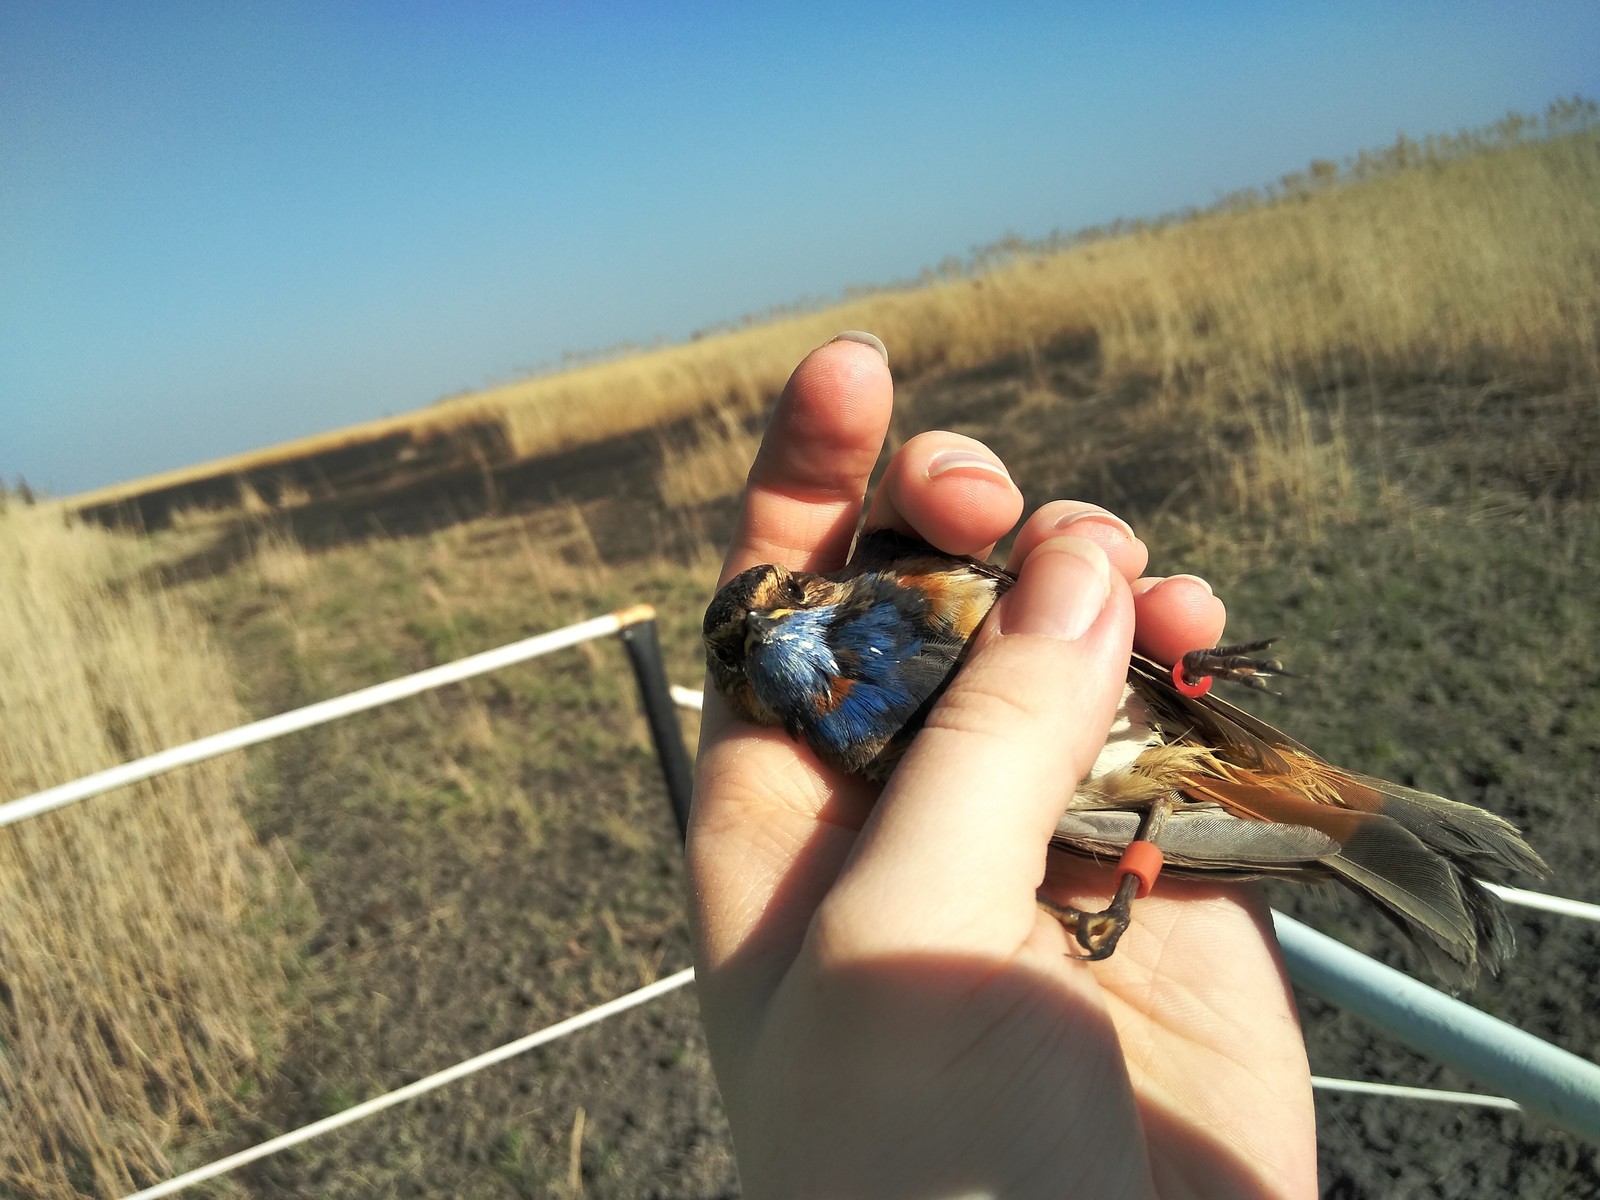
5,101 -> 1599,1197
0,514 -> 303,1198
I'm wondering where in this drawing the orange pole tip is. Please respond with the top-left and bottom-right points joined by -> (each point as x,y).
612,603 -> 657,627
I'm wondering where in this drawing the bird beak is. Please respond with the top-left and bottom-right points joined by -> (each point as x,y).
744,609 -> 788,646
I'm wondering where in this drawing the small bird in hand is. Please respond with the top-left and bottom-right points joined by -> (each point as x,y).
703,527 -> 1547,984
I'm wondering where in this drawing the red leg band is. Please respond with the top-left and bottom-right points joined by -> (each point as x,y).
1117,840 -> 1164,899
1172,659 -> 1213,698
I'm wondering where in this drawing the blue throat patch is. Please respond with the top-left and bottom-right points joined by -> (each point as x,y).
810,599 -> 928,758
746,605 -> 842,720
745,594 -> 935,762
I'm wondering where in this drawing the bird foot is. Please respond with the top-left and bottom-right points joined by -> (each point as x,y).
1038,879 -> 1139,960
1180,639 -> 1289,693
1041,796 -> 1174,961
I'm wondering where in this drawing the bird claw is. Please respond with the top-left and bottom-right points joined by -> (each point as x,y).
1180,639 -> 1290,693
1038,873 -> 1140,961
1041,796 -> 1174,961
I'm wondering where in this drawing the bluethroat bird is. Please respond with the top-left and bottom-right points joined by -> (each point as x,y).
704,528 -> 1547,984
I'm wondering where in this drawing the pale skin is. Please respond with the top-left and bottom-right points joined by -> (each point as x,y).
689,336 -> 1318,1199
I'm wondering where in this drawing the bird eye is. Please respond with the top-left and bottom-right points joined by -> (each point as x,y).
779,577 -> 806,605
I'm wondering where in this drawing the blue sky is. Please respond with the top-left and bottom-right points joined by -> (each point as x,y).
4,2 -> 1597,496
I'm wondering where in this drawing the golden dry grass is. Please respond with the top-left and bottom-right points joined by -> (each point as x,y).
440,112 -> 1600,474
0,512 -> 293,1198
654,404 -> 764,509
249,522 -> 314,591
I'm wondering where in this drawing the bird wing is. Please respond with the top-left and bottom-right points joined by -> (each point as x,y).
1054,805 -> 1338,874
846,528 -> 1014,585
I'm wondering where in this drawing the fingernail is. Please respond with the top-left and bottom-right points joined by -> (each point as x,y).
926,448 -> 1013,483
1001,536 -> 1111,640
1051,503 -> 1134,541
1151,572 -> 1214,596
829,330 -> 889,366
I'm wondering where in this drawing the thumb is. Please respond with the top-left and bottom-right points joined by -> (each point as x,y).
817,536 -> 1135,960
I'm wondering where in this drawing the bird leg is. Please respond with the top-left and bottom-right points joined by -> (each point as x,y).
1180,639 -> 1288,692
1039,795 -> 1174,960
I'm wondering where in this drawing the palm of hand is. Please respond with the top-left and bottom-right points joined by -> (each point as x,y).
696,740 -> 1311,1199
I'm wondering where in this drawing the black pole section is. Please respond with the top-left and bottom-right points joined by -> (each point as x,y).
619,616 -> 695,842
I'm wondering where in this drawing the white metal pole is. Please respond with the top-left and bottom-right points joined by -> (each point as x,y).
121,967 -> 696,1199
0,605 -> 656,829
1309,1076 -> 1520,1110
669,684 -> 705,711
1273,911 -> 1600,1142
1483,882 -> 1600,923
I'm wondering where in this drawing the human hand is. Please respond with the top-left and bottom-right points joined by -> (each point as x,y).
688,334 -> 1317,1199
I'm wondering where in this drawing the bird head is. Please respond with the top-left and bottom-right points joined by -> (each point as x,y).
702,562 -> 844,726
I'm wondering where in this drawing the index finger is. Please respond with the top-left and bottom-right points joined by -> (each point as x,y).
720,332 -> 894,584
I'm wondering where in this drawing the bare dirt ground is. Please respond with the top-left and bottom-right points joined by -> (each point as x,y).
176,338 -> 1600,1198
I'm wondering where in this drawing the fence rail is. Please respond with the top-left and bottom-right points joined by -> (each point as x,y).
0,605 -> 684,830
122,969 -> 698,1200
1275,912 -> 1600,1141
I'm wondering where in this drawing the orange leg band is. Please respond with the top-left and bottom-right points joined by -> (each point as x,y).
1117,839 -> 1165,899
1172,659 -> 1213,698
